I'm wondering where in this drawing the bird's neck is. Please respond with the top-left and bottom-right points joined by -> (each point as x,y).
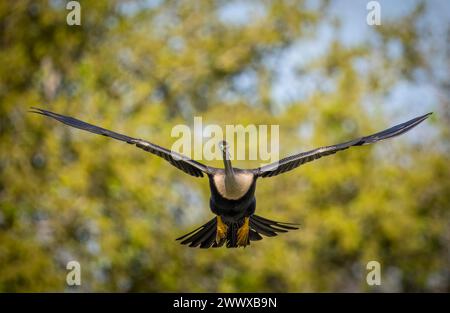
223,150 -> 235,181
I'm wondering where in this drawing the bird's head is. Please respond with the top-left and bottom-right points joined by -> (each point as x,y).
219,140 -> 229,152
219,140 -> 231,160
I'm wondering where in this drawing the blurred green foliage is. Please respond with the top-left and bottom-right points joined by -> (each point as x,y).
0,0 -> 448,292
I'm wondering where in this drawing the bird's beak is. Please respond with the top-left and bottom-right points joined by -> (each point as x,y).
219,141 -> 231,160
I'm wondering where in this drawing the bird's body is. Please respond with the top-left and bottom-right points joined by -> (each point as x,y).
207,170 -> 258,247
31,107 -> 432,248
209,169 -> 256,217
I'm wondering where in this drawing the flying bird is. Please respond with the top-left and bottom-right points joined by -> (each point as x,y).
31,108 -> 432,248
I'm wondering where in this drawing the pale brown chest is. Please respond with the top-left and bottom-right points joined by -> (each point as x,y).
213,173 -> 254,200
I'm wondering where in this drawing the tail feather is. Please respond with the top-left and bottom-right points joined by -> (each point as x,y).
249,218 -> 282,237
175,218 -> 214,241
176,215 -> 299,249
249,229 -> 263,241
176,218 -> 216,247
226,222 -> 239,248
252,215 -> 299,230
190,222 -> 216,248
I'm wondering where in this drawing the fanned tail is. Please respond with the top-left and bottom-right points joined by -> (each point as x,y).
176,215 -> 299,249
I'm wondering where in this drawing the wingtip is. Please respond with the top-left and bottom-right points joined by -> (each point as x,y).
28,107 -> 45,114
419,112 -> 433,122
409,112 -> 433,125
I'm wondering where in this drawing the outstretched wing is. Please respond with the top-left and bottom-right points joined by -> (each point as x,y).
31,107 -> 212,177
252,113 -> 432,178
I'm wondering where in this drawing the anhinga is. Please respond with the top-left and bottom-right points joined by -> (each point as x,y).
31,108 -> 432,248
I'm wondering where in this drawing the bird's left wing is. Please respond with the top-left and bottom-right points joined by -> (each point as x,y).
252,112 -> 432,178
30,107 -> 213,177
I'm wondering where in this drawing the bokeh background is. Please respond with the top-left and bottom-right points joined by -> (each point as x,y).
0,0 -> 449,292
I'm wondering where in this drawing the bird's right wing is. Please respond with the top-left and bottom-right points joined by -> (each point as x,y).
252,112 -> 432,178
31,107 -> 213,177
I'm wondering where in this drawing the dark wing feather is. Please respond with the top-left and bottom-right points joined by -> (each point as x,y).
30,107 -> 212,177
253,113 -> 432,178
